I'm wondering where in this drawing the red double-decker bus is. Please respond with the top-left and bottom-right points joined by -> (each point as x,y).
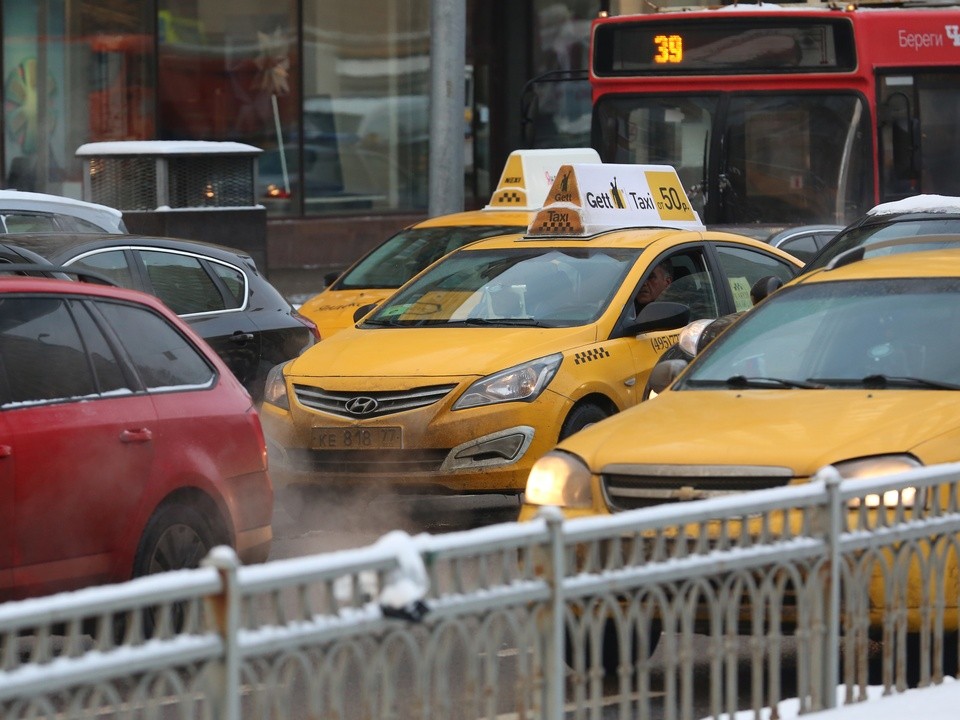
532,3 -> 960,226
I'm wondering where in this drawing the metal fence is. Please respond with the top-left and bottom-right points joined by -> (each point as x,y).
2,463 -> 960,719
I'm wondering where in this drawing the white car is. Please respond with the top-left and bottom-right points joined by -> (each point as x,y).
0,190 -> 126,234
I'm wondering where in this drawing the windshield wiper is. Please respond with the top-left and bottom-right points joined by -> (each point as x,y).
724,375 -> 826,390
807,374 -> 960,390
360,317 -> 405,327
860,374 -> 959,390
461,317 -> 546,327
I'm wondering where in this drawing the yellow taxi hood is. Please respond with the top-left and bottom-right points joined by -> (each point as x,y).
286,324 -> 598,378
562,389 -> 960,476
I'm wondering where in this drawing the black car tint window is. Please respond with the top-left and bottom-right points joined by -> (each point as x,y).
71,301 -> 133,394
68,249 -> 137,288
209,261 -> 245,308
0,297 -> 98,406
140,251 -> 226,314
95,301 -> 215,390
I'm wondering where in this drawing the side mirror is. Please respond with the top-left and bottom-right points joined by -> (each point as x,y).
750,276 -> 783,305
324,270 -> 341,287
646,359 -> 689,397
630,301 -> 691,334
353,303 -> 378,323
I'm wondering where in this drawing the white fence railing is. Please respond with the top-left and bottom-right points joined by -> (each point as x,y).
2,464 -> 960,719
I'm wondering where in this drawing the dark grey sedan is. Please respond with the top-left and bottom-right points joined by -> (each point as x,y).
0,233 -> 318,401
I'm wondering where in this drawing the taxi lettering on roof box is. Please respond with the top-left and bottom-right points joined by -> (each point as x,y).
484,148 -> 601,211
528,163 -> 705,236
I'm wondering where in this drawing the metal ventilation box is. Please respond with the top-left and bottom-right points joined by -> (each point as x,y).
76,141 -> 268,271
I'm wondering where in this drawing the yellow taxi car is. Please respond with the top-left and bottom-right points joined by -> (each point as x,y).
521,247 -> 960,635
260,163 -> 802,515
298,147 -> 601,338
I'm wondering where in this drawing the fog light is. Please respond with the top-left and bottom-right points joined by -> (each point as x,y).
441,427 -> 535,471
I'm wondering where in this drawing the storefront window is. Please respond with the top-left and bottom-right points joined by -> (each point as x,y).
3,1 -> 154,196
525,1 -> 595,149
301,2 -> 431,216
157,0 -> 300,214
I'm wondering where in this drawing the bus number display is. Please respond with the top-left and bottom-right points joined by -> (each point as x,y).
595,18 -> 856,75
654,34 -> 682,64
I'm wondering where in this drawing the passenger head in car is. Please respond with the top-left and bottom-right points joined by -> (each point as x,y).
635,260 -> 673,311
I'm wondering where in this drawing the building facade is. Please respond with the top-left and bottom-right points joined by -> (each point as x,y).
1,0 -> 627,275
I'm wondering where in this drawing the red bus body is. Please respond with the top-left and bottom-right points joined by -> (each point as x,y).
586,6 -> 960,226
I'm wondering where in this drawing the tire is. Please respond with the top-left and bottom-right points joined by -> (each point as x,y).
559,403 -> 609,441
133,504 -> 221,577
129,504 -> 224,638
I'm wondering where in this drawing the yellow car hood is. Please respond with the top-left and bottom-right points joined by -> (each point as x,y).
299,288 -> 393,338
287,324 -> 598,378
564,389 -> 960,476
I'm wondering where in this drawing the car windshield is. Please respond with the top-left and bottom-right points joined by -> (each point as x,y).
361,246 -> 640,328
337,225 -> 521,290
803,218 -> 960,272
680,277 -> 960,390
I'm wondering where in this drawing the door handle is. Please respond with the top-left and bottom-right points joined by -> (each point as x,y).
120,428 -> 153,443
229,332 -> 255,343
0,444 -> 11,458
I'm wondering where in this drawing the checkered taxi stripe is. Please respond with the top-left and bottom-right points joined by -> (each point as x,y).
490,189 -> 526,205
574,347 -> 610,365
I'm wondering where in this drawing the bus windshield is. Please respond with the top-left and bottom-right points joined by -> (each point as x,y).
594,92 -> 872,226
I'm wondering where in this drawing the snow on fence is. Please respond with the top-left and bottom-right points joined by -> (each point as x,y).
2,464 -> 960,719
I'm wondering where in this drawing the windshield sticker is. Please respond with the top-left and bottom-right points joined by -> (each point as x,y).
380,305 -> 411,318
729,276 -> 752,310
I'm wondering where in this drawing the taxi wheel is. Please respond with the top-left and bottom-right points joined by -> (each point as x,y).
559,403 -> 609,441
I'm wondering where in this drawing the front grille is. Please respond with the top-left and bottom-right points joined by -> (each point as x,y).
285,448 -> 449,475
293,383 -> 457,419
602,467 -> 793,512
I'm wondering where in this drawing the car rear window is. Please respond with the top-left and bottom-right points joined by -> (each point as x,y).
94,300 -> 216,390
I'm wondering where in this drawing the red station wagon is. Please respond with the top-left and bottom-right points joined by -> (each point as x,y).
0,273 -> 273,600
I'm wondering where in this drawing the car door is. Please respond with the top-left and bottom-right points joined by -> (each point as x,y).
622,246 -> 721,396
0,295 -> 156,598
133,249 -> 262,392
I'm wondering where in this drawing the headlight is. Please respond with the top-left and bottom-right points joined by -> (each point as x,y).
524,451 -> 593,508
453,353 -> 562,410
833,455 -> 922,508
263,362 -> 290,410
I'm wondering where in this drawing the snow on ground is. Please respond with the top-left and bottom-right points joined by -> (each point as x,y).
716,678 -> 958,720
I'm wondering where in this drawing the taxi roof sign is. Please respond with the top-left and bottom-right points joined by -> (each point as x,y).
484,148 -> 601,211
527,163 -> 705,236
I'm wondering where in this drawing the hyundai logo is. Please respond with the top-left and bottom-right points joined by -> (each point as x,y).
344,396 -> 379,415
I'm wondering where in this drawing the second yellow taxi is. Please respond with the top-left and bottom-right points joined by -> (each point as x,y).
297,147 -> 601,338
260,163 -> 802,513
